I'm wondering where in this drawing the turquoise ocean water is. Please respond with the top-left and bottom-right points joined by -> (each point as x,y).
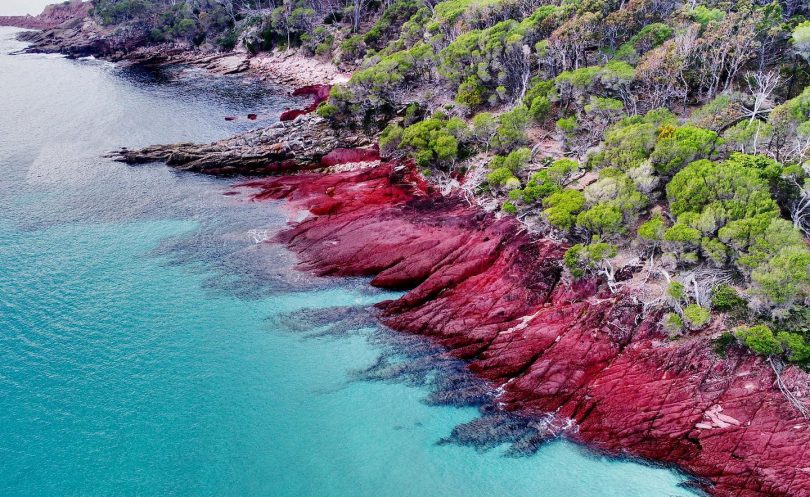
0,27 -> 700,497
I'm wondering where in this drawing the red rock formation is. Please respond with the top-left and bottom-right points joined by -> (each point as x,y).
0,1 -> 90,30
280,84 -> 331,122
242,163 -> 810,497
319,146 -> 380,167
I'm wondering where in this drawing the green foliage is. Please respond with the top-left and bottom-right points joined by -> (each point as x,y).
396,113 -> 465,168
216,28 -> 239,50
689,95 -> 738,131
543,189 -> 586,230
711,285 -> 746,311
490,148 -> 532,173
502,200 -> 518,214
616,22 -> 674,62
767,87 -> 810,163
735,324 -> 781,356
94,0 -> 153,25
794,21 -> 810,63
563,238 -> 618,278
316,103 -> 339,119
668,281 -> 685,302
777,331 -> 810,362
638,213 -> 666,242
470,112 -> 498,146
553,61 -> 635,111
714,332 -> 736,357
490,107 -> 530,153
593,108 -> 677,171
725,218 -> 804,269
340,42 -> 435,114
524,77 -> 554,110
650,125 -> 719,175
563,245 -> 586,278
688,6 -> 725,28
340,34 -> 365,61
663,312 -> 684,335
438,5 -> 562,105
667,158 -> 778,222
722,120 -> 773,154
379,123 -> 404,156
96,0 -> 238,45
683,304 -> 711,329
310,26 -> 334,56
508,170 -> 561,204
456,76 -> 486,108
433,0 -> 503,24
547,158 -> 579,185
576,204 -> 624,237
751,246 -> 810,307
556,116 -> 577,134
487,167 -> 517,187
529,96 -> 551,122
584,96 -> 623,114
663,223 -> 701,244
363,0 -> 419,51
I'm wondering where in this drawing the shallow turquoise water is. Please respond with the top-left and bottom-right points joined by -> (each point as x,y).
0,27 -> 700,497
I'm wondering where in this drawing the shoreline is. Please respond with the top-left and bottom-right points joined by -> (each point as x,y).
236,163 -> 810,497
6,13 -> 810,497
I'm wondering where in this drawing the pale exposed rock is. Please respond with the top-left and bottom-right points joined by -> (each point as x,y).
108,115 -> 370,176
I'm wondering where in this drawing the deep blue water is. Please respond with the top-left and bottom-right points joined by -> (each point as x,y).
0,27 -> 701,497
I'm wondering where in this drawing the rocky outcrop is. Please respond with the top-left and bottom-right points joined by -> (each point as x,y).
280,85 -> 331,121
0,0 -> 90,30
6,4 -> 345,88
241,163 -> 810,497
16,15 -> 120,58
109,115 -> 371,176
4,2 -> 117,59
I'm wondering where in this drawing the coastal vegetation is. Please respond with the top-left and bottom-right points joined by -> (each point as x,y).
79,0 -> 810,366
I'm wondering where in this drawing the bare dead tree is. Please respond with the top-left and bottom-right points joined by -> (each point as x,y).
503,44 -> 532,104
598,258 -> 621,294
787,176 -> 810,236
215,0 -> 239,23
689,11 -> 760,100
460,160 -> 488,207
768,357 -> 810,419
743,71 -> 781,123
347,0 -> 373,32
431,170 -> 461,197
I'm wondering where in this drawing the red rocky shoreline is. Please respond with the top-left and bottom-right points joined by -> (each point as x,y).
239,162 -> 810,497
8,5 -> 807,492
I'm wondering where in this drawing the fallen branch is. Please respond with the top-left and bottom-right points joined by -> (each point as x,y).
769,357 -> 810,419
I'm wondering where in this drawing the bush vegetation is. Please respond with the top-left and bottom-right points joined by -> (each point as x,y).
100,0 -> 810,364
